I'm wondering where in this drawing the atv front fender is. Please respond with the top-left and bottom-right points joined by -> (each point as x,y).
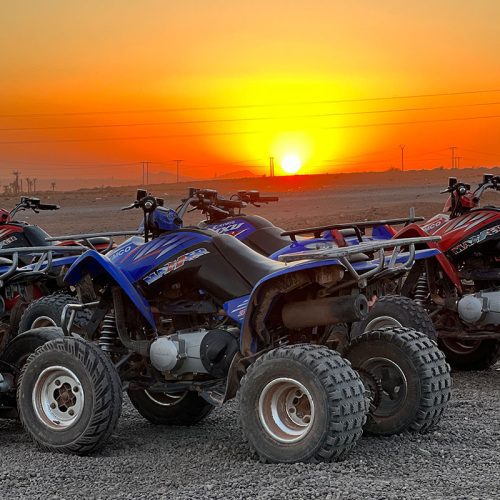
394,224 -> 462,292
65,250 -> 156,329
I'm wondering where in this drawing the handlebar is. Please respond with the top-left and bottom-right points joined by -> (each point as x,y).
236,190 -> 279,204
8,197 -> 60,219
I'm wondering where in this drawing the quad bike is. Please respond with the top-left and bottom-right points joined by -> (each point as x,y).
0,196 -> 140,336
176,188 -> 439,342
17,190 -> 451,462
372,173 -> 500,371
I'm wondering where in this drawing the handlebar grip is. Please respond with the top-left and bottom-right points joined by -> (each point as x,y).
217,199 -> 245,209
258,196 -> 279,202
38,203 -> 60,210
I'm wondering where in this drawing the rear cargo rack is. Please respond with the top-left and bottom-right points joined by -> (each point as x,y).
278,236 -> 440,287
281,210 -> 423,241
0,245 -> 86,286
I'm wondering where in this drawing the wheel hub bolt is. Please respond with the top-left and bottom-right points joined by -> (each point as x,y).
68,409 -> 75,416
50,402 -> 56,409
55,379 -> 61,386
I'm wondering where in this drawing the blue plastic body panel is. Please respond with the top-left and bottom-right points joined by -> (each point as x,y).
65,250 -> 156,328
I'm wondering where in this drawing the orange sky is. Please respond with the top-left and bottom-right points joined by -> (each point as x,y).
1,1 -> 500,189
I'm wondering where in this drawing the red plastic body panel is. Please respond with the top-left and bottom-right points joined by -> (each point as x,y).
393,223 -> 463,292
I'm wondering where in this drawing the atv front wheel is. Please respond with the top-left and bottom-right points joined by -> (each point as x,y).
344,327 -> 451,435
438,338 -> 500,371
18,337 -> 122,454
239,344 -> 367,463
351,295 -> 437,341
18,293 -> 92,335
127,389 -> 213,425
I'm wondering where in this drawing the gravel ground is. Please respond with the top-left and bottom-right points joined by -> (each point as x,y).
0,367 -> 498,500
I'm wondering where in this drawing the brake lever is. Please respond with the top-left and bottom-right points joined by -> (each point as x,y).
121,202 -> 138,211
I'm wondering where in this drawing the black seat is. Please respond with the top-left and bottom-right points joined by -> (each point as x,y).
84,236 -> 112,247
212,234 -> 285,286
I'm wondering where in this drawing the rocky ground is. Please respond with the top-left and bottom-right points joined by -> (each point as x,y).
0,367 -> 498,499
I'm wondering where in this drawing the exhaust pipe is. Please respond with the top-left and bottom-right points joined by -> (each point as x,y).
282,294 -> 368,330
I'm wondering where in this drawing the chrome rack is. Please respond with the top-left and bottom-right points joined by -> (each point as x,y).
281,208 -> 423,241
278,236 -> 440,287
0,245 -> 86,287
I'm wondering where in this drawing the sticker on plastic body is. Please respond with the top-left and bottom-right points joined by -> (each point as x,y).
143,248 -> 209,285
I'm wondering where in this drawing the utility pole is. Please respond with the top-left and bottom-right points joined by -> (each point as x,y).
399,145 -> 405,172
26,177 -> 32,193
174,160 -> 183,183
12,171 -> 20,194
450,146 -> 457,169
456,156 -> 463,169
141,161 -> 150,186
33,178 -> 37,193
51,181 -> 56,192
269,157 -> 275,177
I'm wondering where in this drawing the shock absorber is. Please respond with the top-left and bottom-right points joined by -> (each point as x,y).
414,273 -> 429,306
98,314 -> 121,353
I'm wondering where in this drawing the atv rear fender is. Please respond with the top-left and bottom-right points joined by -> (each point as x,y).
239,259 -> 346,356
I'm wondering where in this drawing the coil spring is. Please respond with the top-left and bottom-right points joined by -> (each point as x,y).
414,273 -> 428,305
98,314 -> 120,353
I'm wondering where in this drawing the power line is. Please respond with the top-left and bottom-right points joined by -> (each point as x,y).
3,101 -> 500,132
2,89 -> 500,119
3,113 -> 500,146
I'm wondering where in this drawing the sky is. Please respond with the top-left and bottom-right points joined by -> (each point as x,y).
1,0 -> 500,189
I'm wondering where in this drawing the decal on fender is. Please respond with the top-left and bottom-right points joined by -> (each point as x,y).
451,224 -> 500,254
143,248 -> 209,285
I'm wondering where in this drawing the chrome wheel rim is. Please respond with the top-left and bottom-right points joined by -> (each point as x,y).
365,315 -> 402,332
33,366 -> 84,430
360,357 -> 407,417
145,390 -> 187,406
31,315 -> 57,329
258,377 -> 315,443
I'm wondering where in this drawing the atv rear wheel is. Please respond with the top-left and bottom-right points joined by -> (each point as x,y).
127,388 -> 213,425
239,345 -> 367,463
438,338 -> 500,371
18,337 -> 122,454
344,327 -> 451,435
18,293 -> 92,335
351,295 -> 437,341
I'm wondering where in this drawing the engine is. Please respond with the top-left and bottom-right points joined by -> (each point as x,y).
149,328 -> 239,377
457,289 -> 500,326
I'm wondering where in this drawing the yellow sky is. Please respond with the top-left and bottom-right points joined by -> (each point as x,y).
1,1 -> 500,187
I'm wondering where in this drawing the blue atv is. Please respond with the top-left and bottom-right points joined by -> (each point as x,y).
179,187 -> 439,342
17,190 -> 451,462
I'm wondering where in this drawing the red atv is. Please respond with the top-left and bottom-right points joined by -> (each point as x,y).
389,174 -> 499,370
0,197 -> 115,339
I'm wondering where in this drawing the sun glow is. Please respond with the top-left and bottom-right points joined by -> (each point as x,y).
281,154 -> 302,174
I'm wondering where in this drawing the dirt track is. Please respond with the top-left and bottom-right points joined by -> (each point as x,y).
0,172 -> 499,499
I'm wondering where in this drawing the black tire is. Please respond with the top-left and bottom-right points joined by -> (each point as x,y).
18,337 -> 122,454
239,344 -> 367,463
127,389 -> 214,425
344,327 -> 451,435
18,293 -> 92,335
351,295 -> 437,341
438,338 -> 500,371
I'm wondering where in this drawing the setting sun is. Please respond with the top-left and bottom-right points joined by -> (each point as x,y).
281,154 -> 302,174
